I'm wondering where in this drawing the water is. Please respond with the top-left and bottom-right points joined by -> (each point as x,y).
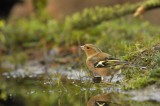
0,60 -> 160,106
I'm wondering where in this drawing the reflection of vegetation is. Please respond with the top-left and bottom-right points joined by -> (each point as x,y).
0,75 -> 87,106
0,0 -> 160,105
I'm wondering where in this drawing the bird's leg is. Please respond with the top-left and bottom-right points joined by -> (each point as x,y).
92,76 -> 103,83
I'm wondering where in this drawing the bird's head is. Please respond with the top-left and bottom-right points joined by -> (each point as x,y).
80,44 -> 102,57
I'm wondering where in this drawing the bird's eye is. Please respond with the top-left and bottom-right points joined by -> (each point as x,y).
86,47 -> 90,49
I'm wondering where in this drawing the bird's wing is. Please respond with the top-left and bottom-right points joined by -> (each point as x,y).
88,52 -> 110,67
93,53 -> 128,68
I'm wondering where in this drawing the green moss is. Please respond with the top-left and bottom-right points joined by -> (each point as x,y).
125,76 -> 149,89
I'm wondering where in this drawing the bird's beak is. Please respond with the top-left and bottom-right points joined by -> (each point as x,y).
80,46 -> 85,50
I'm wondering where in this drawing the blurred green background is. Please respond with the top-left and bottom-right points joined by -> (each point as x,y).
0,0 -> 160,106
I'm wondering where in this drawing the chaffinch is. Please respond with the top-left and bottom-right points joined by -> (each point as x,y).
81,44 -> 128,82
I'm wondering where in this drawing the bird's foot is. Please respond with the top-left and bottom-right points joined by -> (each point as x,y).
92,76 -> 103,83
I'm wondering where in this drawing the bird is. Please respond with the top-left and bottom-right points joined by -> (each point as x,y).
80,44 -> 128,82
